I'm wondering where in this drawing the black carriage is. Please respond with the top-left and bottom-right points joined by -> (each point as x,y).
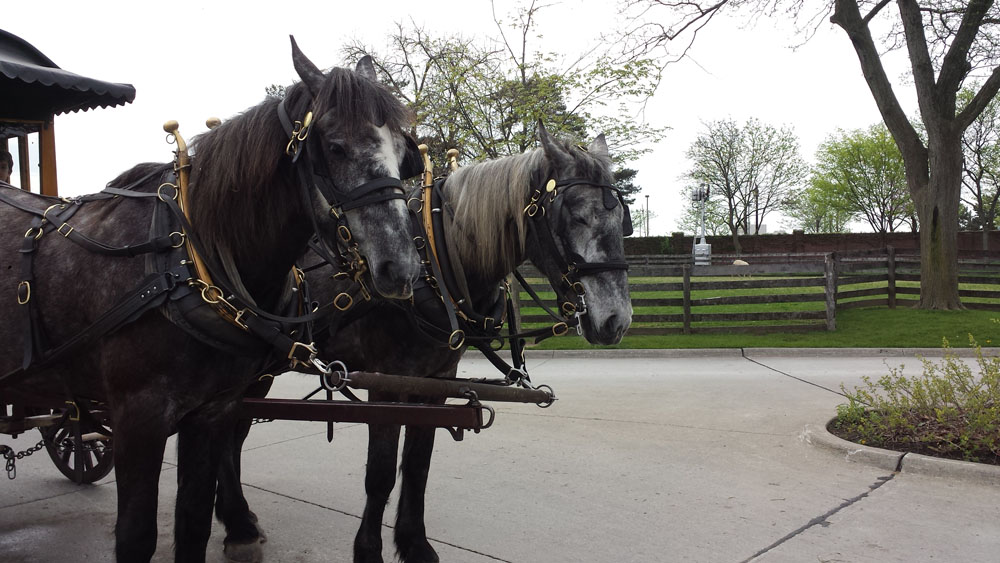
0,28 -> 133,483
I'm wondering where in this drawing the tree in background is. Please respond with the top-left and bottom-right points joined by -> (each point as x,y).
784,177 -> 855,234
619,0 -> 1000,309
613,167 -> 642,205
342,2 -> 665,173
684,117 -> 807,253
677,195 -> 729,236
960,86 -> 1000,249
813,124 -> 914,234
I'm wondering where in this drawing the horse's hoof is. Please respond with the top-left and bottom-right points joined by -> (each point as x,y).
398,541 -> 439,563
224,540 -> 264,563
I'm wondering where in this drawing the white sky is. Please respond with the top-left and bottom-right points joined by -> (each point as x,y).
5,0 -> 915,236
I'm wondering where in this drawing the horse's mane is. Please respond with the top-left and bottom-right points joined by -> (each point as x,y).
442,136 -> 612,276
186,66 -> 412,262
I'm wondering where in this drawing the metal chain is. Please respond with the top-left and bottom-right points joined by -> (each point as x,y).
0,439 -> 45,480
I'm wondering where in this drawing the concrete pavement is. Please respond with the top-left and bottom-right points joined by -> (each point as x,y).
1,350 -> 999,562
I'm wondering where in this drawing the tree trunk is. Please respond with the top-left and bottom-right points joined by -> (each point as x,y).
913,137 -> 964,309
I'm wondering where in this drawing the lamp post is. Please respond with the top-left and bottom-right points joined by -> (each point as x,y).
691,184 -> 711,265
644,194 -> 649,237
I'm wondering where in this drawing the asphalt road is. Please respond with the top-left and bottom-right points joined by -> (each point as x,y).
2,349 -> 998,562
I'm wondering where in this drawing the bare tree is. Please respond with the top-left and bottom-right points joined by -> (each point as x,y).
960,85 -> 1000,249
685,118 -> 807,253
622,0 -> 1000,309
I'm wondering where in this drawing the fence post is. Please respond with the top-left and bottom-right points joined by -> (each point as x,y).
824,252 -> 838,331
886,246 -> 896,309
682,264 -> 692,334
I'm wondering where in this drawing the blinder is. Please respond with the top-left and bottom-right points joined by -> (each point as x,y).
551,177 -> 633,237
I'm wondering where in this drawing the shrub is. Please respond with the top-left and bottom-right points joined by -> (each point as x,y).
830,335 -> 1000,464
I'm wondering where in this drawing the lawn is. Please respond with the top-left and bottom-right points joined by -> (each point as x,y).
527,306 -> 1000,350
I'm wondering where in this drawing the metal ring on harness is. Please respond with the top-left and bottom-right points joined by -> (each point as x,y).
448,329 -> 466,351
319,360 -> 349,392
560,301 -> 577,316
24,227 -> 43,241
157,182 -> 179,202
407,196 -> 423,213
534,384 -> 556,408
168,232 -> 186,248
333,292 -> 354,311
16,281 -> 30,305
337,225 -> 352,242
552,322 -> 569,337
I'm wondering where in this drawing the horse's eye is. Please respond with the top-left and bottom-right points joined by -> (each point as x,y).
326,139 -> 347,157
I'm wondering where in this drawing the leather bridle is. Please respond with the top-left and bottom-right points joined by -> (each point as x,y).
523,176 -> 631,327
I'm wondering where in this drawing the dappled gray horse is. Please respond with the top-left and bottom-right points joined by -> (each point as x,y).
0,39 -> 420,562
219,122 -> 633,563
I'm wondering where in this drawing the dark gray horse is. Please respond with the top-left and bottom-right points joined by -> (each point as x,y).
0,39 -> 420,562
220,123 -> 632,563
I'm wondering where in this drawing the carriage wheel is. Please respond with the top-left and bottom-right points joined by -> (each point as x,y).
38,409 -> 114,484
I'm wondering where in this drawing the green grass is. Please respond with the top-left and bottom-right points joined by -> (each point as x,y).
526,307 -> 1000,350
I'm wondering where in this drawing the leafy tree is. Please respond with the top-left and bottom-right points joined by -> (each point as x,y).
613,167 -> 642,205
342,4 -> 665,170
814,124 -> 914,234
677,195 -> 729,236
960,85 -> 1000,249
785,177 -> 855,234
621,0 -> 1000,309
684,117 -> 807,253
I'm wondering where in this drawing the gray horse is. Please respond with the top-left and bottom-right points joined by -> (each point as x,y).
219,123 -> 632,563
0,38 -> 420,562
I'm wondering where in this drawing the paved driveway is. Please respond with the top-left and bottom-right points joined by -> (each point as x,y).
1,351 -> 998,562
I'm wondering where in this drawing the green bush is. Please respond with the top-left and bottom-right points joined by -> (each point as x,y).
830,336 -> 1000,464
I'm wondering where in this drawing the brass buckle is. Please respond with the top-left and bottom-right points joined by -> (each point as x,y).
287,341 -> 317,368
17,281 -> 30,305
57,223 -> 74,237
333,292 -> 354,311
233,309 -> 254,331
66,400 -> 80,422
552,322 -> 569,337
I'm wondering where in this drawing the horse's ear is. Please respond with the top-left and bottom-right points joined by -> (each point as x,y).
537,121 -> 570,166
355,55 -> 377,81
290,35 -> 325,96
589,133 -> 611,163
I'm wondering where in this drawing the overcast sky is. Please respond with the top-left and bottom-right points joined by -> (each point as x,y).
5,0 -> 915,236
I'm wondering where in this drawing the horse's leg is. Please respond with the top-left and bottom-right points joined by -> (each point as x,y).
354,418 -> 402,563
174,408 -> 233,563
216,416 -> 265,563
394,417 -> 439,563
216,378 -> 273,562
113,411 -> 170,563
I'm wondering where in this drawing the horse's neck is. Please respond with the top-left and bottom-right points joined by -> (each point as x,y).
192,182 -> 310,310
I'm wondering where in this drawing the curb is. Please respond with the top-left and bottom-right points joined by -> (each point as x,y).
802,422 -> 1000,486
518,347 -> 999,359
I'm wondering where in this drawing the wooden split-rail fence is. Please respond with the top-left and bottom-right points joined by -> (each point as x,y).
513,248 -> 1000,336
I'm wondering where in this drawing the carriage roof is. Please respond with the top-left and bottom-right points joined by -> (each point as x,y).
0,29 -> 135,195
0,29 -> 135,120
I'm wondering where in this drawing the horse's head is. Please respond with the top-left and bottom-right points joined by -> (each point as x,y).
285,37 -> 420,299
525,123 -> 633,345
